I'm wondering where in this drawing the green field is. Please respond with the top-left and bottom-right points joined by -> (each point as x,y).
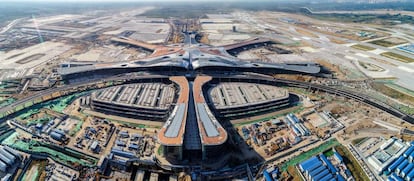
370,39 -> 403,47
335,145 -> 369,181
106,118 -> 155,128
2,132 -> 96,167
370,82 -> 414,115
0,97 -> 16,108
45,93 -> 83,113
351,44 -> 375,51
351,137 -> 368,145
280,138 -> 340,171
233,106 -> 304,127
381,52 -> 414,63
69,120 -> 83,136
6,139 -> 95,167
310,13 -> 414,25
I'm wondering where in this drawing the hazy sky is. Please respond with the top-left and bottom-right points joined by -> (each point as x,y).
4,0 -> 279,2
7,0 -> 245,1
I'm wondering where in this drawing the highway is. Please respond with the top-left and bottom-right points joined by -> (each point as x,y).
1,72 -> 413,125
211,73 -> 414,123
0,74 -> 168,120
0,18 -> 23,34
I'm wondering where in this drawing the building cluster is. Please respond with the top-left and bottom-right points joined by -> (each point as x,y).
298,152 -> 350,181
241,119 -> 290,156
367,138 -> 408,175
73,118 -> 115,154
240,113 -> 312,157
262,166 -> 280,181
381,141 -> 414,181
0,146 -> 22,180
107,129 -> 156,170
44,161 -> 78,181
285,113 -> 310,142
11,109 -> 72,144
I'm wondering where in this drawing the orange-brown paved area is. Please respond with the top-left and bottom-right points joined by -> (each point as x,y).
111,37 -> 158,51
158,76 -> 189,146
193,76 -> 211,103
149,47 -> 183,58
222,37 -> 272,51
193,76 -> 227,145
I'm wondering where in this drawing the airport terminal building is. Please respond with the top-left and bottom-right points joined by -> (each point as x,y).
157,76 -> 227,163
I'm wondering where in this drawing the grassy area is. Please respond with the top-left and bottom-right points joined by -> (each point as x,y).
26,116 -> 52,127
69,120 -> 83,136
1,131 -> 18,145
370,82 -> 414,115
157,145 -> 163,155
286,165 -> 303,181
107,118 -> 157,129
233,106 -> 304,127
358,61 -> 385,72
46,94 -> 79,113
323,149 -> 335,157
371,82 -> 414,106
386,83 -> 414,97
381,52 -> 414,63
310,13 -> 414,25
0,129 -> 15,143
22,160 -> 47,181
280,139 -> 340,171
370,39 -> 403,47
335,145 -> 370,181
17,109 -> 40,120
2,133 -> 96,167
351,137 -> 368,145
351,44 -> 375,51
398,105 -> 414,116
0,97 -> 16,108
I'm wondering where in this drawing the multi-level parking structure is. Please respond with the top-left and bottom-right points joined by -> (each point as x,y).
90,83 -> 175,121
207,82 -> 298,119
210,74 -> 414,124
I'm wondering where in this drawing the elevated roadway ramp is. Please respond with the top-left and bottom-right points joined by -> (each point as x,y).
158,76 -> 189,147
193,76 -> 227,147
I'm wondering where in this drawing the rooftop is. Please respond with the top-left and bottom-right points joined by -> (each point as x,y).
210,83 -> 289,109
193,76 -> 227,146
91,83 -> 175,110
158,76 -> 189,146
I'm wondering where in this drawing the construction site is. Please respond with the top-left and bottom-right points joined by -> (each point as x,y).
1,2 -> 414,181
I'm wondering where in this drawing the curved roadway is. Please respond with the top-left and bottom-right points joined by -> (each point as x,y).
1,73 -> 413,124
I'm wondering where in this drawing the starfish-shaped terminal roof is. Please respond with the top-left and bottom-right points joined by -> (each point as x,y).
57,33 -> 322,77
57,32 -> 323,147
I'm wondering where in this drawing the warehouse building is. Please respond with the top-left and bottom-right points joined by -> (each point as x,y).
382,141 -> 414,181
298,154 -> 346,181
0,146 -> 22,180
